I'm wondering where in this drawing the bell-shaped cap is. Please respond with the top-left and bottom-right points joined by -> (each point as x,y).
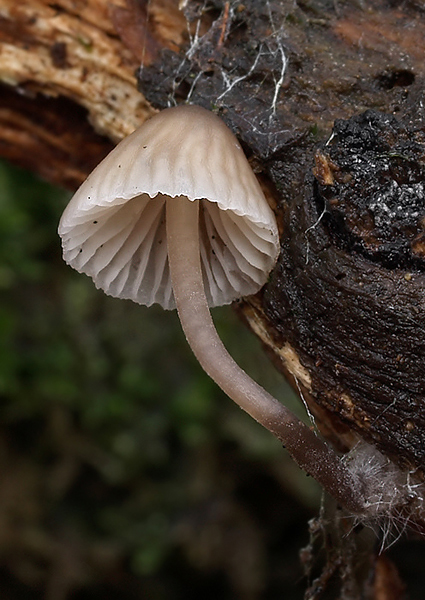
58,104 -> 279,309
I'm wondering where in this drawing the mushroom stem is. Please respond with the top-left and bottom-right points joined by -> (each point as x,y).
166,196 -> 366,515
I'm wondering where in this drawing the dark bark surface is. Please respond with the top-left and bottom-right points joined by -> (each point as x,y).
265,108 -> 425,478
139,0 -> 425,480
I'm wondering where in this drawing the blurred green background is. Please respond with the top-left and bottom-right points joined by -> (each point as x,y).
0,158 -> 322,599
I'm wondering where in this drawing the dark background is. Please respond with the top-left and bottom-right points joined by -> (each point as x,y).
0,158 -> 321,599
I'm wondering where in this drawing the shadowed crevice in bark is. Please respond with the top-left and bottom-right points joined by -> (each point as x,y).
0,83 -> 114,190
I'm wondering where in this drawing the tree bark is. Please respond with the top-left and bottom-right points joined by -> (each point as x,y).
0,0 -> 158,187
137,0 -> 425,483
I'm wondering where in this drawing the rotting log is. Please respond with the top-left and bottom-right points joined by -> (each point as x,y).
1,0 -> 425,548
137,0 -> 425,485
264,109 -> 425,474
2,0 -> 425,597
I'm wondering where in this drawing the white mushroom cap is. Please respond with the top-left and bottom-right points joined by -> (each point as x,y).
58,105 -> 279,309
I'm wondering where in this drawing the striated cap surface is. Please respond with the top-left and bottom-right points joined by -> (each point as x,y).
59,105 -> 279,309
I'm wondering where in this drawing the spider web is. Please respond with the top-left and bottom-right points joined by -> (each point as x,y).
140,0 -> 292,155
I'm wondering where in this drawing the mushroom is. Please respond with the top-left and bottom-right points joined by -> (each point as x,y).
58,105 -> 365,514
